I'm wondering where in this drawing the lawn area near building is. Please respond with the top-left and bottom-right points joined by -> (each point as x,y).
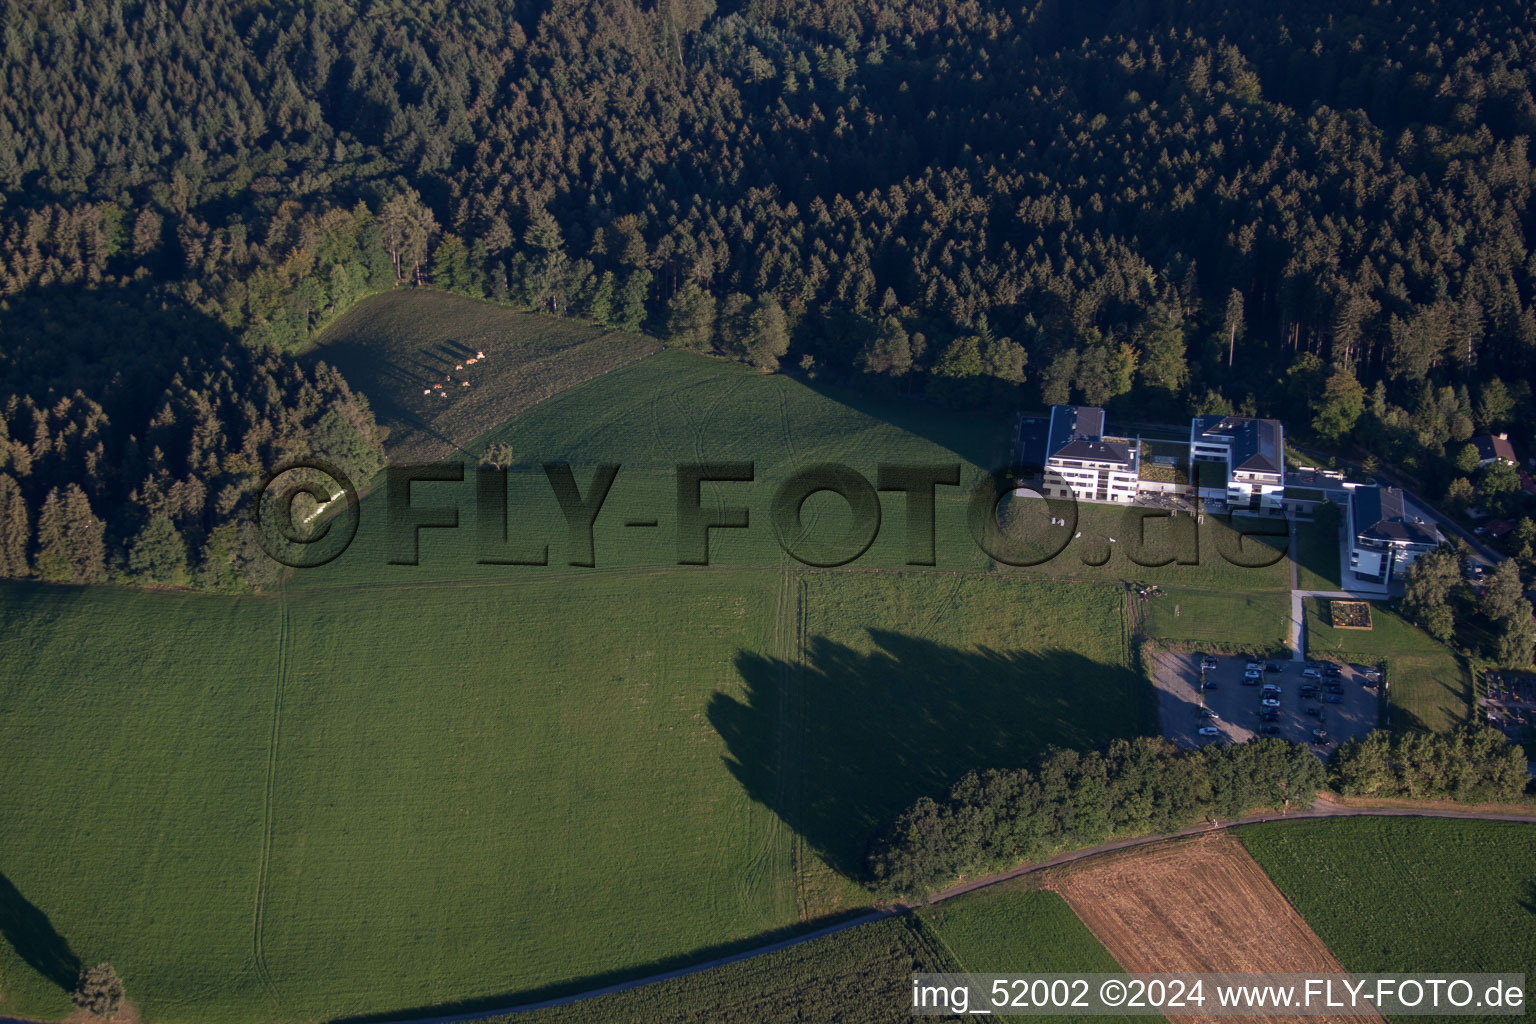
1140,588 -> 1291,653
1293,517 -> 1344,591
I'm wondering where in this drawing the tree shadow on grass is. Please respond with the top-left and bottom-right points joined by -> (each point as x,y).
0,871 -> 79,991
712,630 -> 1148,881
332,632 -> 1146,1024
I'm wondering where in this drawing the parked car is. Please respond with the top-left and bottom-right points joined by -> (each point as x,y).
1261,698 -> 1281,708
1259,709 -> 1279,722
1260,724 -> 1281,735
1265,661 -> 1283,672
1325,694 -> 1343,704
1303,667 -> 1321,678
1198,708 -> 1219,719
1205,679 -> 1220,690
1198,726 -> 1220,737
1305,707 -> 1321,717
1299,685 -> 1319,696
1324,663 -> 1342,677
1245,661 -> 1263,672
1244,668 -> 1263,680
1199,655 -> 1218,671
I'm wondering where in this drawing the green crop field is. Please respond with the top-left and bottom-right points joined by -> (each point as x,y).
309,289 -> 660,461
1140,587 -> 1291,652
510,888 -> 1127,1024
1303,597 -> 1469,732
512,914 -> 948,1024
920,888 -> 1123,975
1241,817 -> 1536,1021
0,332 -> 1162,1023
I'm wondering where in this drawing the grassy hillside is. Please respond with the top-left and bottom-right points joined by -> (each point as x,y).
0,347 -> 1162,1024
1241,818 -> 1536,1022
308,289 -> 660,462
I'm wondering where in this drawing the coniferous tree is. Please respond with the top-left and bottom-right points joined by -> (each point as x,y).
0,473 -> 28,577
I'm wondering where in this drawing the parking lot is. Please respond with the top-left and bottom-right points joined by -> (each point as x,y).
1150,649 -> 1381,757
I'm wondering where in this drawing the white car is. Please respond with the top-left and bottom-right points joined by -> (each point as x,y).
1197,726 -> 1220,737
1244,668 -> 1263,680
1260,698 -> 1281,708
1245,662 -> 1262,671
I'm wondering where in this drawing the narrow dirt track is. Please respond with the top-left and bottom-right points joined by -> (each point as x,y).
1052,832 -> 1381,1024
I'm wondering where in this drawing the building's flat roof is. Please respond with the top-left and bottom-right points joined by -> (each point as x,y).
1351,485 -> 1441,546
1192,415 -> 1284,475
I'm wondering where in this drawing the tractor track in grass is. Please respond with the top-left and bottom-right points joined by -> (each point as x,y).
250,589 -> 290,1007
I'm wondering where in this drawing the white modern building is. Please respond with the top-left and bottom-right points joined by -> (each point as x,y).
1043,405 -> 1138,503
1189,415 -> 1285,512
1348,484 -> 1442,583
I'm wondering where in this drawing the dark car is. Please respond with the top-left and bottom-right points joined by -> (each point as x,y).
1259,709 -> 1279,722
1326,682 -> 1343,694
1305,706 -> 1321,717
1324,663 -> 1342,677
1260,724 -> 1282,735
1265,661 -> 1283,672
1325,694 -> 1343,704
1205,679 -> 1220,690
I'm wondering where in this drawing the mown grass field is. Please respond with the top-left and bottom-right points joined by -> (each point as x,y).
1140,587 -> 1291,653
0,327 -> 1161,1023
309,289 -> 660,461
1303,597 -> 1469,732
1240,817 -> 1536,1021
0,573 -> 1146,1024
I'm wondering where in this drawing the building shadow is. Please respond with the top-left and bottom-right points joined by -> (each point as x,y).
0,871 -> 80,990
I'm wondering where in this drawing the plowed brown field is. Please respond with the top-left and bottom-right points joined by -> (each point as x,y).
1052,832 -> 1381,1024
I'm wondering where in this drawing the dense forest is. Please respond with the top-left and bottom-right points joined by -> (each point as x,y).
1,0 -> 1535,585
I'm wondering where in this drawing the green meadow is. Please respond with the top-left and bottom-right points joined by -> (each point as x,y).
0,338 -> 1164,1023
